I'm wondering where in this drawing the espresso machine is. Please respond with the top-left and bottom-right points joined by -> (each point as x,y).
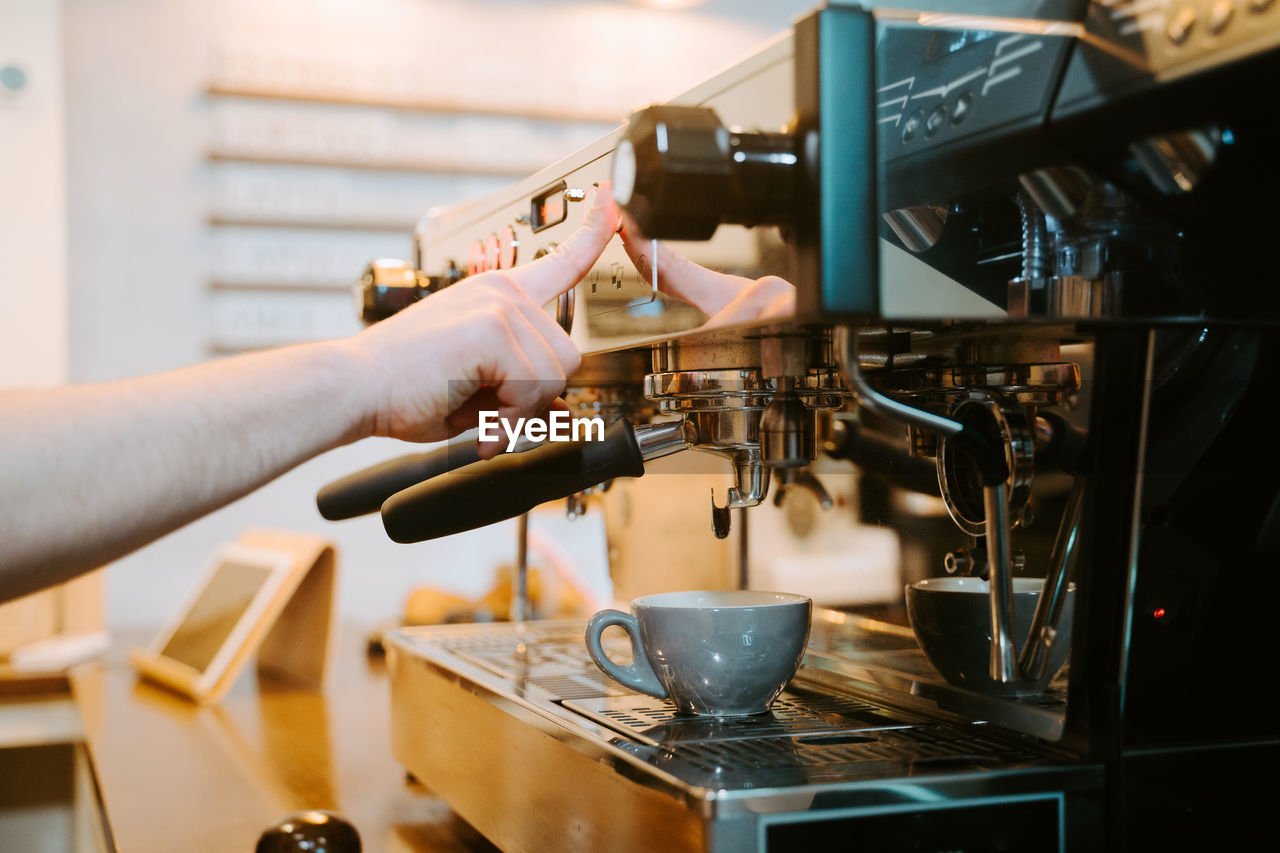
319,2 -> 1280,849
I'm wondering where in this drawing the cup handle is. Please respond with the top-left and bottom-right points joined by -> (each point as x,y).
584,610 -> 667,700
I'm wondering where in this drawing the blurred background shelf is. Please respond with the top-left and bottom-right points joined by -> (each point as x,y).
207,216 -> 419,232
207,149 -> 536,177
206,83 -> 624,124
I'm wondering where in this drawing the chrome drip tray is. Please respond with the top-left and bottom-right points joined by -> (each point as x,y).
388,618 -> 1077,792
560,692 -> 917,746
386,618 -> 1102,852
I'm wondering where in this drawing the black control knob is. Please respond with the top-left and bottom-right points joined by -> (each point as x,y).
357,259 -> 464,325
256,811 -> 361,853
612,105 -> 797,240
357,259 -> 432,325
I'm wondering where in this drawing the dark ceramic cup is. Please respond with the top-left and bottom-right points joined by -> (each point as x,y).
585,590 -> 812,716
906,576 -> 1076,696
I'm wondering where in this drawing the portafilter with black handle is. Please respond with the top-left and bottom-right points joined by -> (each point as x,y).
316,419 -> 687,542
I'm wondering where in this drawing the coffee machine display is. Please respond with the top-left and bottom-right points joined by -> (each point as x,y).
321,3 -> 1280,850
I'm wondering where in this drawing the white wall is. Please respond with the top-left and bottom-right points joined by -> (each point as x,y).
1,0 -> 67,388
51,0 -> 815,631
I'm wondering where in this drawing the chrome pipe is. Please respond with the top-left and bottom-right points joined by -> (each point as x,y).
834,326 -> 965,440
1018,475 -> 1085,680
983,482 -> 1017,683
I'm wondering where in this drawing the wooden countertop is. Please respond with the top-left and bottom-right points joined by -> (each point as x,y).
71,627 -> 500,852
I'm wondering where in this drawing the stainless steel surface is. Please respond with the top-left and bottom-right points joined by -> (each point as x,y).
882,205 -> 947,253
386,618 -> 1098,853
983,481 -> 1018,683
835,326 -> 966,443
513,514 -> 529,624
633,420 -> 689,461
1018,476 -> 1085,681
641,339 -> 846,537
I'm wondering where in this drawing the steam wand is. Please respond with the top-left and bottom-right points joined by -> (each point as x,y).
834,327 -> 1018,683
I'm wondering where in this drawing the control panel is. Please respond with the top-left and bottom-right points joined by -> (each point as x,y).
411,37 -> 798,355
875,25 -> 1071,160
1055,0 -> 1280,114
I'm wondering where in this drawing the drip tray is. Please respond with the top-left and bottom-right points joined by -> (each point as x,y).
561,692 -> 918,747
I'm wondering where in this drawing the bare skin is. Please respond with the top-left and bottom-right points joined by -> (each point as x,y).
0,187 -> 623,604
617,216 -> 795,327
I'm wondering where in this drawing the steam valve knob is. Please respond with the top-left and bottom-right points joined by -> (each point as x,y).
613,105 -> 796,240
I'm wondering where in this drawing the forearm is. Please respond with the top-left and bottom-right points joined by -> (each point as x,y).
0,186 -> 619,605
0,339 -> 372,602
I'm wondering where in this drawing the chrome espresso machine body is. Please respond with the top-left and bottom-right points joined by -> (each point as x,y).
322,2 -> 1280,850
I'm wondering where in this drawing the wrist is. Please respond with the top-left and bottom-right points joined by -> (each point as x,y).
320,337 -> 383,445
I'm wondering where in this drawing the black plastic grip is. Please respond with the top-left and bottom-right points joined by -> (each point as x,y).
316,441 -> 482,520
381,419 -> 645,543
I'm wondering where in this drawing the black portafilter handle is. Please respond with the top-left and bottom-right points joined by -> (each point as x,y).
316,440 -> 482,521
381,418 -> 651,544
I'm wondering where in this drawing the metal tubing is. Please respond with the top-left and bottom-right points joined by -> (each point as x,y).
984,482 -> 1018,683
1018,475 -> 1086,680
513,513 -> 529,623
834,326 -> 965,440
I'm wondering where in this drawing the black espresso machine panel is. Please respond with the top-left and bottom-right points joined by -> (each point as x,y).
322,3 -> 1280,851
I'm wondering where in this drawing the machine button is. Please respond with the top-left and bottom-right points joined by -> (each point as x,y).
951,92 -> 973,126
483,233 -> 499,272
1167,6 -> 1197,45
902,110 -> 923,143
1209,0 -> 1235,33
925,105 -> 947,138
498,225 -> 518,270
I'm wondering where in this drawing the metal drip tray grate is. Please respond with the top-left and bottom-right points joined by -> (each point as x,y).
583,695 -> 1064,789
655,721 -> 1058,785
390,620 -> 1082,794
562,692 -> 920,747
524,672 -> 634,700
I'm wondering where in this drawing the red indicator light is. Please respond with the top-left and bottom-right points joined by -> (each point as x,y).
1153,607 -> 1166,619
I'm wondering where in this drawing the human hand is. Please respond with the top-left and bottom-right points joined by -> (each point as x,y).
617,215 -> 795,327
346,183 -> 621,457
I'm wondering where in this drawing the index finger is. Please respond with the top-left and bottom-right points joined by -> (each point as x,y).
510,181 -> 622,306
617,213 -> 754,316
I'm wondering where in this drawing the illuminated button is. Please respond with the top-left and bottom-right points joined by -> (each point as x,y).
1209,0 -> 1235,32
498,225 -> 518,270
467,241 -> 485,276
925,105 -> 947,138
1249,0 -> 1276,13
951,92 -> 973,126
1167,6 -> 1197,45
902,110 -> 924,143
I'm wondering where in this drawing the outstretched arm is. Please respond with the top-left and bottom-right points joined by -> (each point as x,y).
0,187 -> 622,604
